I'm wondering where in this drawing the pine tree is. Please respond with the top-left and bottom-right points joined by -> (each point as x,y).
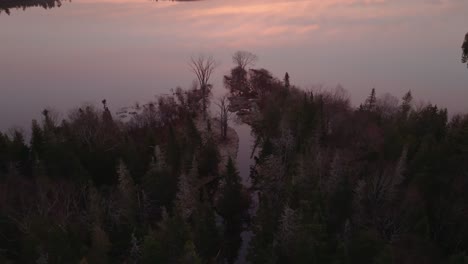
143,149 -> 177,212
284,72 -> 290,89
225,157 -> 241,189
218,157 -> 247,232
176,173 -> 195,220
154,145 -> 166,171
192,200 -> 221,259
141,232 -> 165,264
364,88 -> 377,111
42,109 -> 52,130
101,99 -> 114,125
129,232 -> 141,263
180,241 -> 202,264
87,225 -> 111,264
389,146 -> 407,200
176,159 -> 198,220
278,205 -> 299,246
401,90 -> 413,116
117,160 -> 136,222
88,183 -> 104,224
326,151 -> 344,195
31,119 -> 44,160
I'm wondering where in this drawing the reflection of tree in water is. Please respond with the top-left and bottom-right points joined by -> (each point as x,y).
0,0 -> 201,14
0,0 -> 64,15
463,32 -> 468,68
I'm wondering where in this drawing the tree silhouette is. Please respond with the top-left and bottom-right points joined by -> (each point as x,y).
284,72 -> 290,89
401,90 -> 413,116
215,96 -> 230,140
364,88 -> 377,111
232,51 -> 258,70
189,55 -> 217,119
462,32 -> 468,68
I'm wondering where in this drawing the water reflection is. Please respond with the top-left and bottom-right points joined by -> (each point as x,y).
0,0 -> 64,14
0,0 -> 201,15
0,0 -> 467,131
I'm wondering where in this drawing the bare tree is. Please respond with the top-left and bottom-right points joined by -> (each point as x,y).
232,51 -> 258,70
215,96 -> 231,140
189,54 -> 217,118
377,93 -> 399,118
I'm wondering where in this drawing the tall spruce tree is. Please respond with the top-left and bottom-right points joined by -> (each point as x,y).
284,72 -> 290,89
364,88 -> 377,112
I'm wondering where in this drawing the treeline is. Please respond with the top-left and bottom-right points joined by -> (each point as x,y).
0,85 -> 249,263
221,53 -> 468,263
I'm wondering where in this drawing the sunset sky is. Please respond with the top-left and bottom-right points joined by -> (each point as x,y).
1,0 -> 467,130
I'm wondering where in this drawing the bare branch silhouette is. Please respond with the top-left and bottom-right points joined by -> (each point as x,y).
189,54 -> 217,118
232,51 -> 258,70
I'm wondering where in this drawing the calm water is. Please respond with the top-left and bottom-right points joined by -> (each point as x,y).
1,0 -> 468,132
1,2 -> 466,262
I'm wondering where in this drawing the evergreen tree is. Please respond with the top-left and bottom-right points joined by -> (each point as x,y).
217,158 -> 247,264
176,159 -> 198,220
117,160 -> 136,223
30,120 -> 44,160
0,132 -> 8,174
142,146 -> 177,213
364,88 -> 377,111
401,90 -> 413,116
87,225 -> 111,264
179,241 -> 202,264
192,200 -> 220,260
129,232 -> 141,264
284,72 -> 290,89
218,157 -> 244,224
141,232 -> 165,264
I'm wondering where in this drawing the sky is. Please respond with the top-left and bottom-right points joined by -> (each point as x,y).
0,0 -> 467,131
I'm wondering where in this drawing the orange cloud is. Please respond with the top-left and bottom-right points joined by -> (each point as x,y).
52,0 -> 468,48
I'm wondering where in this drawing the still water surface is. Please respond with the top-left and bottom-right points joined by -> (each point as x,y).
1,0 -> 467,131
1,1 -> 467,262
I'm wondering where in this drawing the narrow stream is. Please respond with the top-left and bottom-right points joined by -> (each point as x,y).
232,122 -> 257,264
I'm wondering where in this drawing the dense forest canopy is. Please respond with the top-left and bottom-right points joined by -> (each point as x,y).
1,48 -> 468,263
